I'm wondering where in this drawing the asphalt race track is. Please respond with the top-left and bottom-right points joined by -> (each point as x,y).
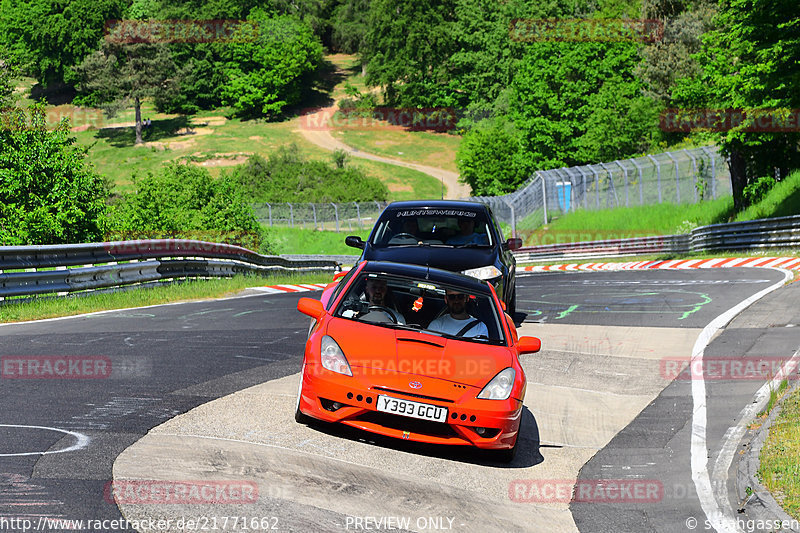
1,267 -> 797,532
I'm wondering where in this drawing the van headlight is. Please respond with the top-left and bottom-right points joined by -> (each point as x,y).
462,265 -> 502,280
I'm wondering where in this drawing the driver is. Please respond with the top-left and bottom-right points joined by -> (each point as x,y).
361,277 -> 406,324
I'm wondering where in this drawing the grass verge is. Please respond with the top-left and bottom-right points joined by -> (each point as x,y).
0,272 -> 332,324
268,226 -> 368,255
758,384 -> 800,520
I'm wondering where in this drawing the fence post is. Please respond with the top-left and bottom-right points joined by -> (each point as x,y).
354,202 -> 362,229
311,203 -> 317,230
629,158 -> 644,205
501,197 -> 516,237
701,146 -> 717,199
646,155 -> 662,203
665,151 -> 681,203
332,202 -> 340,232
599,163 -> 619,208
267,203 -> 272,226
576,167 -> 590,209
615,160 -> 629,207
538,173 -> 548,225
683,149 -> 699,202
288,203 -> 294,227
591,166 -> 600,208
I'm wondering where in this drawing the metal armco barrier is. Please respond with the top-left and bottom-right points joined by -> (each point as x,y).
514,215 -> 800,262
0,240 -> 340,298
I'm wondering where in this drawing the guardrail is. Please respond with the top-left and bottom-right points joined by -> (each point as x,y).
514,215 -> 800,262
0,240 -> 340,299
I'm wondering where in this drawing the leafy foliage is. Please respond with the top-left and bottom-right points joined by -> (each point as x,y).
230,144 -> 388,203
673,0 -> 800,210
74,40 -> 181,144
0,0 -> 127,87
107,162 -> 265,251
0,105 -> 109,245
219,11 -> 323,118
456,122 -> 526,196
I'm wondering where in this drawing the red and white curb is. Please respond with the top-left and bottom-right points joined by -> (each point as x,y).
521,256 -> 800,273
250,283 -> 329,294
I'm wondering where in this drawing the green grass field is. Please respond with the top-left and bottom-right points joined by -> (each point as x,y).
759,386 -> 800,520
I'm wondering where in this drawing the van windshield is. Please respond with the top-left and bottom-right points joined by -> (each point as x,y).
370,209 -> 494,248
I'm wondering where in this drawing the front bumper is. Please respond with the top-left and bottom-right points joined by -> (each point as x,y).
297,363 -> 522,450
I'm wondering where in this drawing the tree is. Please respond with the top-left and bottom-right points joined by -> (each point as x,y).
0,49 -> 15,108
673,0 -> 800,210
107,162 -> 264,250
509,40 -> 656,173
218,10 -> 323,118
0,0 -> 127,88
456,122 -> 526,196
0,105 -> 109,245
363,0 -> 458,107
74,39 -> 181,145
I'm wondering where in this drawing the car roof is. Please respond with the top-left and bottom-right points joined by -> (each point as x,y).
385,200 -> 489,212
358,261 -> 492,295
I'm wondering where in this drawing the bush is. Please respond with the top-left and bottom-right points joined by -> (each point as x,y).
230,144 -> 388,203
743,176 -> 777,206
0,105 -> 109,245
107,162 -> 267,252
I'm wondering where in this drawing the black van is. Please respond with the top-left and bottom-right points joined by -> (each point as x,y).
345,200 -> 522,315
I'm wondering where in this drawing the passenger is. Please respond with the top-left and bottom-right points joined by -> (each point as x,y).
428,290 -> 488,337
446,217 -> 488,246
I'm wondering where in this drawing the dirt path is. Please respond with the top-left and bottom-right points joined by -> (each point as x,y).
295,105 -> 472,200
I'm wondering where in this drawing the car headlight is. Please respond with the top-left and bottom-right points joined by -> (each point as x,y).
462,265 -> 502,280
320,335 -> 352,376
477,368 -> 515,400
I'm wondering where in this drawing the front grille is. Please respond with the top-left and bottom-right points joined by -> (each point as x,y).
356,411 -> 458,438
372,386 -> 453,403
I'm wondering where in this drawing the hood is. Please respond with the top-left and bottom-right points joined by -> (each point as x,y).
326,319 -> 510,390
363,245 -> 497,273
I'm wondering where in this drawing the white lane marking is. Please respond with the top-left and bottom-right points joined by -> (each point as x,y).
711,345 -> 800,523
0,424 -> 90,457
690,268 -> 792,532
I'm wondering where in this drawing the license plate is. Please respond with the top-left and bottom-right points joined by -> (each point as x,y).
376,395 -> 448,423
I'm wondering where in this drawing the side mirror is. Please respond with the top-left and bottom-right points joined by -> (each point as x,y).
506,238 -> 523,251
517,336 -> 541,354
297,297 -> 326,320
345,236 -> 365,249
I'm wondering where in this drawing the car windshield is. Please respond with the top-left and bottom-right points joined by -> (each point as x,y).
333,273 -> 506,345
370,208 -> 494,248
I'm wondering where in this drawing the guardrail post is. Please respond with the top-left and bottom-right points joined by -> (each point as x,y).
332,202 -> 340,232
646,155 -> 662,203
665,151 -> 680,203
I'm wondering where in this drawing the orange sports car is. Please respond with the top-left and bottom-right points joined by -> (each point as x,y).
295,261 -> 540,462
